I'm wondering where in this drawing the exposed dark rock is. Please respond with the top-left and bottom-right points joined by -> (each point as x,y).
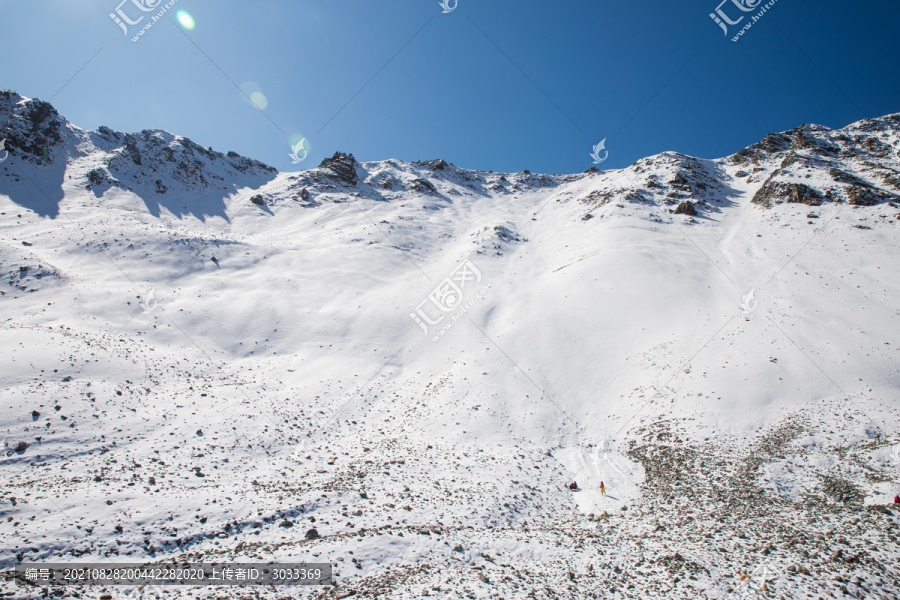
305,528 -> 319,539
0,92 -> 65,164
883,172 -> 900,191
88,169 -> 106,186
101,128 -> 276,194
413,158 -> 453,172
752,181 -> 823,208
671,173 -> 690,189
318,152 -> 360,186
408,178 -> 438,195
847,185 -> 892,206
250,195 -> 265,206
493,225 -> 522,242
673,201 -> 697,216
822,475 -> 864,505
123,134 -> 143,166
580,189 -> 614,207
861,137 -> 894,158
829,168 -> 868,187
731,131 -> 792,165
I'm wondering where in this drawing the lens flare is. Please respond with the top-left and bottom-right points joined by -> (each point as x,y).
249,92 -> 268,110
240,82 -> 269,111
176,10 -> 196,30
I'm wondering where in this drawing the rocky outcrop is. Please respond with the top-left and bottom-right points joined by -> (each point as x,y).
673,201 -> 697,216
0,90 -> 276,199
752,181 -> 824,208
104,129 -> 276,194
731,132 -> 792,166
318,152 -> 360,186
407,177 -> 438,195
0,90 -> 67,165
846,185 -> 892,206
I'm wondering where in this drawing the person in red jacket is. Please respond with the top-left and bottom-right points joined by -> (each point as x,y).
894,494 -> 899,504
568,482 -> 578,491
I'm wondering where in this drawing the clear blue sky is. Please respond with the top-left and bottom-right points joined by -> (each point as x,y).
1,0 -> 897,174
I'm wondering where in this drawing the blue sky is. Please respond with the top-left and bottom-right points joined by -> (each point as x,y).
1,0 -> 898,174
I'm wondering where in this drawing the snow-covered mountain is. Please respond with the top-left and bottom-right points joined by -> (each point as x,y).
2,89 -> 899,599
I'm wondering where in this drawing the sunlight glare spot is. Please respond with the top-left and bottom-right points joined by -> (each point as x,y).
250,92 -> 268,110
176,10 -> 196,30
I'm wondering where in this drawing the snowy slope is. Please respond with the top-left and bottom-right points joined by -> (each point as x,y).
1,90 -> 900,599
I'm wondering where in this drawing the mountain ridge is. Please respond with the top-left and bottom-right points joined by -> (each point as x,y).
3,89 -> 899,222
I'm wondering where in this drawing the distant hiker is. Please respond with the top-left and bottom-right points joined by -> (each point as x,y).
894,495 -> 899,504
600,481 -> 606,496
568,482 -> 578,491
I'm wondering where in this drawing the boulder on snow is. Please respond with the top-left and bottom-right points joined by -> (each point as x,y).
305,528 -> 319,540
250,194 -> 265,206
673,201 -> 697,216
